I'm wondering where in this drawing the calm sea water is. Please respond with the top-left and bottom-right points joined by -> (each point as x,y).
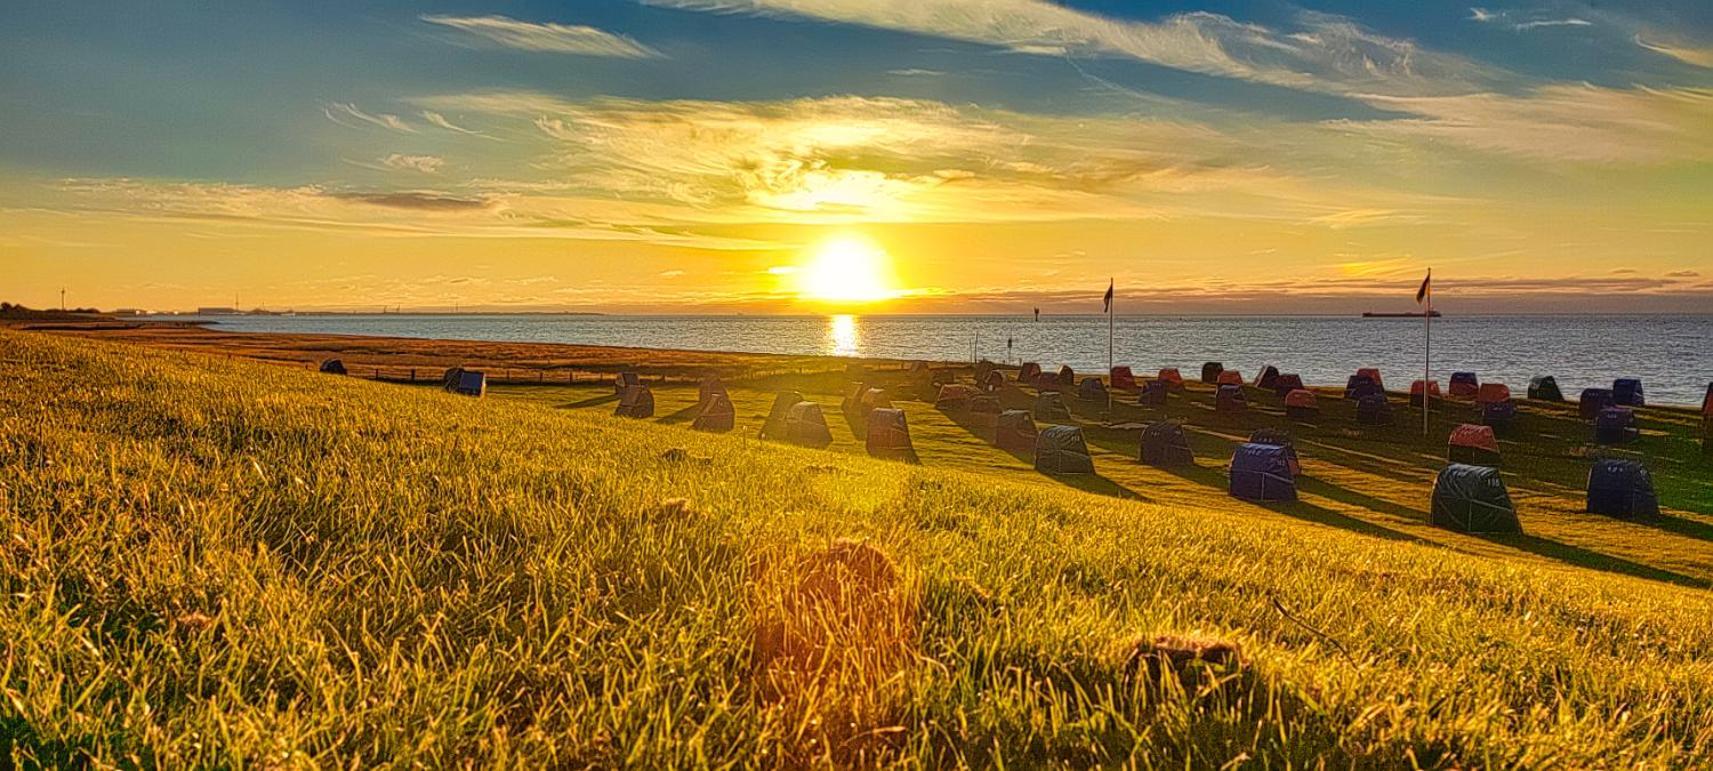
174,314 -> 1712,406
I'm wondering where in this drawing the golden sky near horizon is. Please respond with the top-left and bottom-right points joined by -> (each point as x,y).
2,2 -> 1710,313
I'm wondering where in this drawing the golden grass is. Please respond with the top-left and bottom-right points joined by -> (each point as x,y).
751,539 -> 916,764
5,329 -> 1713,767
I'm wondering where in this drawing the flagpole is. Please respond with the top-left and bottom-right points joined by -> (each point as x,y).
1107,277 -> 1114,415
1423,268 -> 1432,437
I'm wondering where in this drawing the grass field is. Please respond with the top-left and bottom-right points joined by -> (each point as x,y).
487,363 -> 1713,589
5,328 -> 1713,767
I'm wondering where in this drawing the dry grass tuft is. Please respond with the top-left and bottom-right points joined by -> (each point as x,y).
650,497 -> 696,521
1126,634 -> 1245,689
658,447 -> 711,465
751,539 -> 918,764
173,611 -> 217,636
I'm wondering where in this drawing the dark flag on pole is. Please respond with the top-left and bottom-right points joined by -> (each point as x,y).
1102,279 -> 1115,412
1418,268 -> 1432,436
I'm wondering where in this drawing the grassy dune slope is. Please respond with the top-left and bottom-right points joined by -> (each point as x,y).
491,372 -> 1713,588
4,330 -> 1713,768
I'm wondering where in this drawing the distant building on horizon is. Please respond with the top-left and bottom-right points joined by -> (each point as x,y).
196,306 -> 240,315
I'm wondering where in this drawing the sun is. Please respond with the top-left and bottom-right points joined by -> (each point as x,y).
798,236 -> 898,304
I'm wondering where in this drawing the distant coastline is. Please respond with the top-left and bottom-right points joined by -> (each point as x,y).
154,310 -> 610,318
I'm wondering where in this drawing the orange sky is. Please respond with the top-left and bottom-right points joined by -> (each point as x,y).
3,2 -> 1710,313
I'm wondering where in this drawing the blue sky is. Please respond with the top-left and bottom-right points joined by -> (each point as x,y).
2,0 -> 1710,312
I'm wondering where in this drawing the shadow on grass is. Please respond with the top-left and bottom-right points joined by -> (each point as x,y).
1139,459 -> 1434,545
939,406 -> 997,448
1040,471 -> 1144,501
1638,513 -> 1713,544
1480,532 -> 1708,588
562,393 -> 619,409
1295,477 -> 1428,522
840,407 -> 869,440
656,402 -> 702,426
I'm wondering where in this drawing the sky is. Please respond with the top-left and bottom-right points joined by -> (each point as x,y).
2,0 -> 1710,314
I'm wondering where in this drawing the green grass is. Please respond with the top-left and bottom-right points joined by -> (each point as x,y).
5,330 -> 1713,768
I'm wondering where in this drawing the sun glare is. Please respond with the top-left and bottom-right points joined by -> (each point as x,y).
799,236 -> 897,304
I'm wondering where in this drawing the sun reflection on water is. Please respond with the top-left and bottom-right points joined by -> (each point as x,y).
827,314 -> 860,357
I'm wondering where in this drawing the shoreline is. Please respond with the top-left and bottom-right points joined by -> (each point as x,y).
16,319 -> 1707,412
13,319 -> 939,384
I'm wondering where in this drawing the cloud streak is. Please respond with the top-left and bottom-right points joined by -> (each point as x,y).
1347,85 -> 1713,163
643,0 -> 1494,97
1635,35 -> 1713,68
1469,8 -> 1592,31
421,110 -> 491,138
1513,18 -> 1591,30
323,102 -> 416,133
422,14 -> 663,58
37,177 -> 790,251
414,90 -> 1460,226
332,191 -> 486,210
379,154 -> 445,174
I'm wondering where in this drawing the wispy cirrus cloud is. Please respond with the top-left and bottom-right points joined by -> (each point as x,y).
332,191 -> 485,210
36,177 -> 788,251
642,0 -> 1494,97
421,14 -> 662,58
378,154 -> 445,174
323,102 -> 416,133
1468,8 -> 1592,31
639,0 -> 1712,168
420,110 -> 490,138
1635,35 -> 1713,68
1348,84 -> 1713,164
412,90 -> 1464,226
1515,18 -> 1591,30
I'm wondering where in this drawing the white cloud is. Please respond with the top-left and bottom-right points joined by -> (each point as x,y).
421,14 -> 662,58
1635,35 -> 1713,68
643,0 -> 1493,97
1514,18 -> 1590,30
1468,7 -> 1594,32
421,110 -> 489,137
323,102 -> 416,133
1349,84 -> 1713,163
412,90 -> 1476,226
380,154 -> 445,173
40,177 -> 786,251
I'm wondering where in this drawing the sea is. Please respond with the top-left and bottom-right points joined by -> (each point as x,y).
165,314 -> 1713,406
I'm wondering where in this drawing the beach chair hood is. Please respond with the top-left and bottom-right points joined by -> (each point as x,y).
1586,459 -> 1659,518
1430,464 -> 1520,533
1034,425 -> 1094,474
1229,443 -> 1297,502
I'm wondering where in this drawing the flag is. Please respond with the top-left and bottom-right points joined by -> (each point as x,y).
1103,280 -> 1114,313
1415,271 -> 1431,305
